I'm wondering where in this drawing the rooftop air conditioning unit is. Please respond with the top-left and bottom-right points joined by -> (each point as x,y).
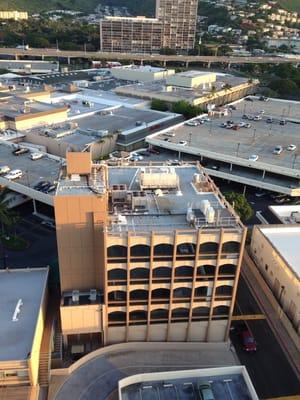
72,290 -> 80,304
89,289 -> 97,302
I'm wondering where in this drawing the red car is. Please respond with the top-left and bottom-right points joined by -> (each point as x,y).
241,330 -> 257,352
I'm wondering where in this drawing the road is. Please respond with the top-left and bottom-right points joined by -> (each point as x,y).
0,47 -> 299,65
231,275 -> 300,399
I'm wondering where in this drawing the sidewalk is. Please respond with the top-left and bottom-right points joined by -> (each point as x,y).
242,250 -> 300,381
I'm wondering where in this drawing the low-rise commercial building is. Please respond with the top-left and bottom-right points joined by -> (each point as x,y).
111,65 -> 175,82
0,91 -> 68,131
250,226 -> 300,335
0,268 -> 48,399
0,60 -> 59,74
54,152 -> 246,354
0,11 -> 28,20
115,72 -> 256,106
100,16 -> 163,54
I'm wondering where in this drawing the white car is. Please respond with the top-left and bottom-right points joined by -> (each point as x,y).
4,169 -> 23,180
31,152 -> 43,160
287,144 -> 296,151
238,122 -> 246,127
178,140 -> 187,146
0,165 -> 10,175
254,115 -> 262,121
185,121 -> 199,127
248,154 -> 259,162
273,145 -> 283,155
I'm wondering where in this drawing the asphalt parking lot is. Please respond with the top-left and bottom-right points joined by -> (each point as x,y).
155,109 -> 300,169
0,143 -> 61,190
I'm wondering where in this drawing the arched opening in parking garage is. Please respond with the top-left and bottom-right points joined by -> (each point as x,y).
222,241 -> 240,253
108,269 -> 127,281
197,265 -> 215,276
108,311 -> 126,323
154,243 -> 173,256
173,287 -> 192,298
219,264 -> 236,275
172,307 -> 189,319
152,267 -> 172,278
130,289 -> 148,301
199,242 -> 219,254
130,268 -> 149,280
107,245 -> 127,258
152,288 -> 170,299
175,266 -> 193,277
131,244 -> 150,257
129,310 -> 147,321
176,242 -> 196,255
150,308 -> 169,320
194,286 -> 209,297
213,305 -> 230,317
108,290 -> 127,301
192,306 -> 210,318
215,285 -> 233,297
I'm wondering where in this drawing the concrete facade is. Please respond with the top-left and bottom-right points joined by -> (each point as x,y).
156,0 -> 199,51
100,16 -> 163,54
54,153 -> 246,354
251,225 -> 300,335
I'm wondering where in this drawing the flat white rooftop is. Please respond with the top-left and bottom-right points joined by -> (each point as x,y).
175,70 -> 214,78
0,268 -> 48,361
269,205 -> 300,224
260,226 -> 300,279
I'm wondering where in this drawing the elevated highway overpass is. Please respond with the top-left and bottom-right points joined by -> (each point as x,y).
0,47 -> 299,68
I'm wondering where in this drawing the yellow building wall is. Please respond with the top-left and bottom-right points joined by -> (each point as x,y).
13,110 -> 68,131
28,288 -> 48,386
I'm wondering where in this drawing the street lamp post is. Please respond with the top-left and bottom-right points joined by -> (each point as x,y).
236,142 -> 240,157
292,153 -> 298,169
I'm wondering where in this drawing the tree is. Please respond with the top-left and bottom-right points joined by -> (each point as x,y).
171,100 -> 203,119
269,79 -> 299,97
224,191 -> 254,222
159,47 -> 177,55
151,99 -> 169,112
0,189 -> 14,234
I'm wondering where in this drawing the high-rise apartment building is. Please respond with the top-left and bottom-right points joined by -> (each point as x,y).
156,0 -> 198,51
100,16 -> 163,53
99,0 -> 198,53
55,152 -> 246,353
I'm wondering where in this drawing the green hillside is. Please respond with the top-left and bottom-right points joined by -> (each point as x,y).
278,0 -> 300,13
0,0 -> 155,15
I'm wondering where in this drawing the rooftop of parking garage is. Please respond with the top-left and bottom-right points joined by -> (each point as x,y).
147,97 -> 300,176
119,366 -> 258,400
0,142 -> 61,191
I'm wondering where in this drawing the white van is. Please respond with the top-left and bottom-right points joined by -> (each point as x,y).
4,169 -> 23,180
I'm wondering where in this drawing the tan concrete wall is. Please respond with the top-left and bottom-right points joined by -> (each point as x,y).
60,304 -> 102,335
66,152 -> 91,175
251,226 -> 300,333
107,320 -> 226,344
54,194 -> 107,292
